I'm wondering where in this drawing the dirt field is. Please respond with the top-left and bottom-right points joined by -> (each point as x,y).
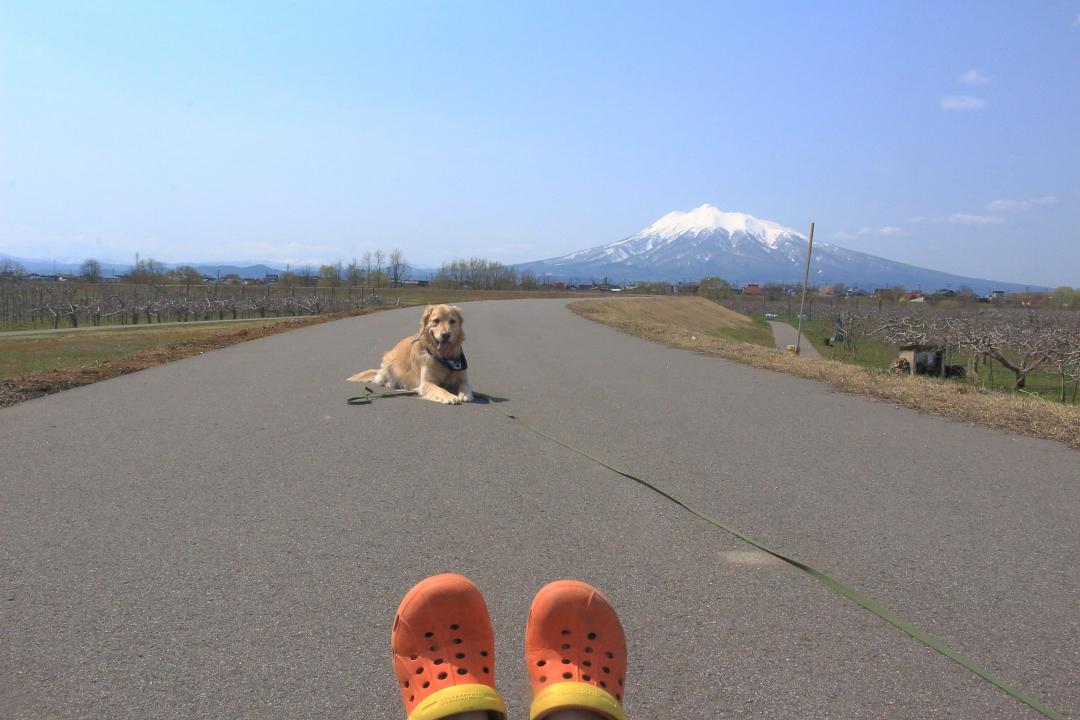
571,296 -> 1080,449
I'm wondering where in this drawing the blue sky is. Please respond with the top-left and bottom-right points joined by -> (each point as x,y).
2,1 -> 1078,286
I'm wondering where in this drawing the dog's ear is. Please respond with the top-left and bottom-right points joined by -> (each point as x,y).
450,306 -> 463,325
419,305 -> 434,331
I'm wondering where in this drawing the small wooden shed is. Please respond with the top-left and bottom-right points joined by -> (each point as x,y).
896,344 -> 946,377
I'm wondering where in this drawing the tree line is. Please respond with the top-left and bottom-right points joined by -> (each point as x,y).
1,250 -> 411,289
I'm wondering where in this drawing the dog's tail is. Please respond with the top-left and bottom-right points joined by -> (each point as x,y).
346,369 -> 379,383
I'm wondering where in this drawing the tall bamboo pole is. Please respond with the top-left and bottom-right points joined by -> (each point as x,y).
795,222 -> 815,355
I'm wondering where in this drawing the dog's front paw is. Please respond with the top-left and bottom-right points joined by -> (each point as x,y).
442,395 -> 462,405
457,392 -> 473,403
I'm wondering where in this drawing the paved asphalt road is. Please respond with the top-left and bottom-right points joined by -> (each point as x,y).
767,320 -> 821,358
2,299 -> 1077,720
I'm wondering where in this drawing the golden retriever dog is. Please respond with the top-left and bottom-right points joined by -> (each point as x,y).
347,304 -> 474,405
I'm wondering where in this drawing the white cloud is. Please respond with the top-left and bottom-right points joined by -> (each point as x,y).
909,213 -> 1005,226
959,69 -> 990,85
948,212 -> 1005,225
835,226 -> 905,241
941,95 -> 988,110
987,195 -> 1058,212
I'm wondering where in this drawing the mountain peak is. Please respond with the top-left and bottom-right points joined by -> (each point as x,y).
636,204 -> 804,247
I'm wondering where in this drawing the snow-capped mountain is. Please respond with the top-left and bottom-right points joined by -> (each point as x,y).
516,204 -> 1037,293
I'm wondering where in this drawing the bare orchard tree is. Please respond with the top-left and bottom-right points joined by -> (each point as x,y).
1043,325 -> 1080,402
361,251 -> 374,282
81,258 -> 103,282
833,311 -> 870,359
346,257 -> 363,286
984,314 -> 1059,390
388,249 -> 408,287
0,259 -> 27,282
373,249 -> 385,288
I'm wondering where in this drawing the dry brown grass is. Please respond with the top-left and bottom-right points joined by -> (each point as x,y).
575,295 -> 753,335
571,297 -> 1080,450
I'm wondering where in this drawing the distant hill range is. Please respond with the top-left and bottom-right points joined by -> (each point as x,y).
0,254 -> 285,279
516,204 -> 1042,294
0,255 -> 442,281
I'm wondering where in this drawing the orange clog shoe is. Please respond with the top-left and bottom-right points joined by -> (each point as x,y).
392,573 -> 506,720
525,580 -> 627,720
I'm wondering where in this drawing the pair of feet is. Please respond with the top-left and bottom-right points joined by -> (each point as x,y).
392,574 -> 628,720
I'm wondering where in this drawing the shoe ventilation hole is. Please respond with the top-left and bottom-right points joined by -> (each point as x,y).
430,645 -> 438,652
539,675 -> 547,683
454,652 -> 465,659
618,678 -> 624,687
605,651 -> 614,659
482,667 -> 490,674
584,646 -> 593,654
582,674 -> 591,681
437,672 -> 448,680
422,681 -> 430,689
616,693 -> 622,701
602,666 -> 610,674
450,624 -> 460,630
403,680 -> 410,688
587,632 -> 597,640
537,660 -> 547,667
409,694 -> 414,702
560,643 -> 570,650
456,668 -> 467,675
452,638 -> 462,645
480,650 -> 489,657
561,658 -> 570,665
561,628 -> 571,635
599,681 -> 607,689
433,658 -> 443,665
415,667 -> 424,675
562,672 -> 572,680
424,631 -> 434,638
582,660 -> 592,667
410,654 -> 418,660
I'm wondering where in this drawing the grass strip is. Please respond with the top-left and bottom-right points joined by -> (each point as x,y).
570,298 -> 1080,450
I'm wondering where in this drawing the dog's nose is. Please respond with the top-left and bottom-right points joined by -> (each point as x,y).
440,332 -> 452,341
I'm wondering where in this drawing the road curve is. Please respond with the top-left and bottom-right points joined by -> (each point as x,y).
2,298 -> 1076,719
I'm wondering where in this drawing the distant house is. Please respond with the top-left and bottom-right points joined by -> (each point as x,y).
901,290 -> 923,301
742,283 -> 764,295
264,273 -> 280,284
934,288 -> 956,298
989,289 -> 1006,300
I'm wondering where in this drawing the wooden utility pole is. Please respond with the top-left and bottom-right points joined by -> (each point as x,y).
795,222 -> 815,355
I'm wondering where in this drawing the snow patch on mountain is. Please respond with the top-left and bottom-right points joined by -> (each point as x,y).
635,204 -> 804,247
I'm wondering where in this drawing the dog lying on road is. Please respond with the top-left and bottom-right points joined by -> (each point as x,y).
347,304 -> 473,405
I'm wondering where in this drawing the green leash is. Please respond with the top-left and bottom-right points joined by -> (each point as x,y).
348,385 -> 1066,720
346,385 -> 419,405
